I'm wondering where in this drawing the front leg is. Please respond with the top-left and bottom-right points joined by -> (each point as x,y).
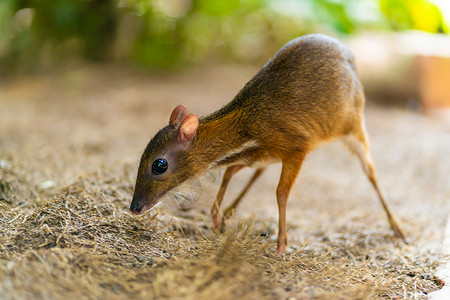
211,165 -> 244,232
276,156 -> 305,255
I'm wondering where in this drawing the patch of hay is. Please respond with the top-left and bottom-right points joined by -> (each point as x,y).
0,167 -> 443,299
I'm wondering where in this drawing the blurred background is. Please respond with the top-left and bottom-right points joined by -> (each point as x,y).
0,0 -> 448,66
1,3 -> 450,298
1,0 -> 450,112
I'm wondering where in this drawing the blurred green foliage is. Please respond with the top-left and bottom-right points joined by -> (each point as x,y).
0,0 -> 448,71
380,0 -> 447,32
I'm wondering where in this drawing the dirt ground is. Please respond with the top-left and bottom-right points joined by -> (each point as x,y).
1,64 -> 449,299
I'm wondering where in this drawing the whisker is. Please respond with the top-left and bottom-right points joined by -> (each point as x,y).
173,192 -> 195,210
155,199 -> 171,213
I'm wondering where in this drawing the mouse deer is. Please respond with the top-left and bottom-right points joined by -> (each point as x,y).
130,34 -> 407,255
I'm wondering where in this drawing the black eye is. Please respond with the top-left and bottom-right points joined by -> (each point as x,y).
152,159 -> 168,175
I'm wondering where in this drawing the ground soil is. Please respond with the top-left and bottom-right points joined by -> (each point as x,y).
0,64 -> 449,299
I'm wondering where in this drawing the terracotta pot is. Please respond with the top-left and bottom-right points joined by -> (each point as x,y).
417,55 -> 450,112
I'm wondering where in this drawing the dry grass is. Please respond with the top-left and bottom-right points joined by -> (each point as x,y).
0,64 -> 449,299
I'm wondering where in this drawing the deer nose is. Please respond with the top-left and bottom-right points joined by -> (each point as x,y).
130,201 -> 142,215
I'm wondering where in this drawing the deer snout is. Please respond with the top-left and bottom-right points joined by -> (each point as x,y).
130,200 -> 143,215
130,202 -> 141,214
130,192 -> 162,215
130,194 -> 147,215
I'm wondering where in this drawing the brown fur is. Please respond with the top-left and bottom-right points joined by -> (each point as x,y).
130,34 -> 406,254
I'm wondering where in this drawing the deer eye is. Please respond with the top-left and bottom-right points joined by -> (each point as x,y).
152,159 -> 168,175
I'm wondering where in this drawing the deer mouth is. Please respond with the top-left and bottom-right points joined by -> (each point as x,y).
130,193 -> 164,215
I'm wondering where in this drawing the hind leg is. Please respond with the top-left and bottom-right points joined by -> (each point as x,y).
342,122 -> 407,242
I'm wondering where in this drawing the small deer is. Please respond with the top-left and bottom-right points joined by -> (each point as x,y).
130,34 -> 407,255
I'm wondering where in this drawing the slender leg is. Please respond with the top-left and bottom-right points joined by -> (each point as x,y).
223,167 -> 266,221
366,162 -> 407,242
211,165 -> 245,232
342,128 -> 407,242
276,157 -> 305,255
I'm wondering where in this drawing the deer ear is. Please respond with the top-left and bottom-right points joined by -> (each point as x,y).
169,105 -> 189,125
177,114 -> 199,149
